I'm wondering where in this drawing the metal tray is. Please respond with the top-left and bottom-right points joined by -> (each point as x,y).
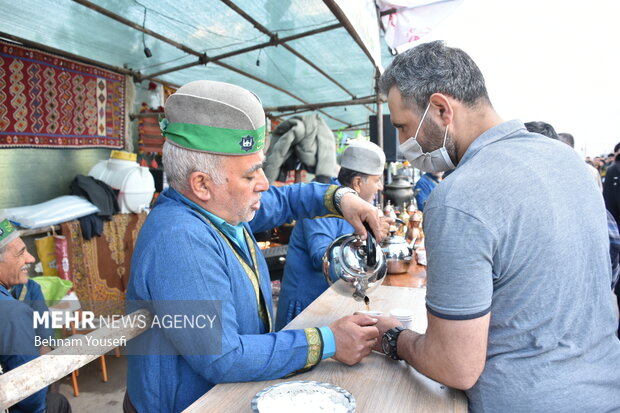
251,380 -> 356,413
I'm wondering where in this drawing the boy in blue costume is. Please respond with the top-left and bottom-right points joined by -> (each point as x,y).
276,141 -> 387,330
124,80 -> 383,413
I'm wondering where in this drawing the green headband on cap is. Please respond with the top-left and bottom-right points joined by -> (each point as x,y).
160,118 -> 265,154
0,219 -> 16,246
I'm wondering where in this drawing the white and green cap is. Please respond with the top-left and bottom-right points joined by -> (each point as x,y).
0,218 -> 19,249
161,80 -> 265,155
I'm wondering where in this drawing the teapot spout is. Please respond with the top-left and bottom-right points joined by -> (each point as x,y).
353,283 -> 367,301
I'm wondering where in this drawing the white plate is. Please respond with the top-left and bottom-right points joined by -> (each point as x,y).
251,380 -> 356,413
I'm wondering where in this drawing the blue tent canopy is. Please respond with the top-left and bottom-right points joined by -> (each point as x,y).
0,0 -> 396,130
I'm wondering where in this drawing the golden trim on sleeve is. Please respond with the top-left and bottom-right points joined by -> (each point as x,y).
312,214 -> 341,219
303,327 -> 323,369
324,185 -> 340,215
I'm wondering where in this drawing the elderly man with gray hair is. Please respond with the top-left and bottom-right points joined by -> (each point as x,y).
124,80 -> 383,412
0,219 -> 72,413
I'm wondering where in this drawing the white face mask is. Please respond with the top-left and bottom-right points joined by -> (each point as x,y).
398,103 -> 456,173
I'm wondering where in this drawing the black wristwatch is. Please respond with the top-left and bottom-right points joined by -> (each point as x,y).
382,327 -> 405,360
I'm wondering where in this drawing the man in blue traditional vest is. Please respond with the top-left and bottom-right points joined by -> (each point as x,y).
276,141 -> 387,331
0,218 -> 72,413
124,80 -> 383,413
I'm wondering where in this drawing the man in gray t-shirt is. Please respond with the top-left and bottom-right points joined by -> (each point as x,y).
373,40 -> 620,412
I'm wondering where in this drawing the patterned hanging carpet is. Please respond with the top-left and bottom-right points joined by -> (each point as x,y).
0,40 -> 125,149
61,213 -> 147,316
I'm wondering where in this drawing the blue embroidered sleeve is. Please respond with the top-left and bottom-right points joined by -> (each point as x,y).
249,183 -> 338,233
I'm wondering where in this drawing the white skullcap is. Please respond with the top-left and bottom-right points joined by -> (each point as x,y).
340,141 -> 386,175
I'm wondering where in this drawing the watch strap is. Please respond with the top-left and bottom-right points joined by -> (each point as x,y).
383,327 -> 405,361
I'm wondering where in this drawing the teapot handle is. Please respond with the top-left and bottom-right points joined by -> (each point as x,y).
363,222 -> 377,266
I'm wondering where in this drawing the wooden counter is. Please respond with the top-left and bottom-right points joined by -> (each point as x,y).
184,285 -> 466,413
385,261 -> 427,288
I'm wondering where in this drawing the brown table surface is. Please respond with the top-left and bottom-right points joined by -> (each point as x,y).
385,261 -> 428,288
184,285 -> 466,413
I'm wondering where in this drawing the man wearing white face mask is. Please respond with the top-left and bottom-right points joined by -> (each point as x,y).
398,101 -> 456,173
372,40 -> 620,413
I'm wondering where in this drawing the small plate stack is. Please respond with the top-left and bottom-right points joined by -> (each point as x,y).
389,308 -> 413,329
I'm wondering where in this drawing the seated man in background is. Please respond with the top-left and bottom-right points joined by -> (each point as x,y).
414,171 -> 443,212
276,141 -> 388,330
0,218 -> 71,413
125,80 -> 384,413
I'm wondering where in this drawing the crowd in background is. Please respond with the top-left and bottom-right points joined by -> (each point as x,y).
587,146 -> 619,179
600,143 -> 620,308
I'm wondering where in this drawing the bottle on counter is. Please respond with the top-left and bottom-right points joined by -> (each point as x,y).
388,207 -> 397,233
383,200 -> 394,217
400,203 -> 410,224
398,203 -> 410,237
413,211 -> 424,239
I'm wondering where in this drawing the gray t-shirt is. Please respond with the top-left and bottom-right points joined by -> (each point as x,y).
424,120 -> 620,412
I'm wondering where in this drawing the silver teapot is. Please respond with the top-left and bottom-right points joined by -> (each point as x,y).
381,219 -> 413,274
323,224 -> 387,301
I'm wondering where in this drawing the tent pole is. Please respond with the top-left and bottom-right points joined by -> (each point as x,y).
220,0 -> 374,114
375,69 -> 384,151
375,68 -> 386,208
72,0 -> 346,82
70,0 -> 364,126
72,0 -> 202,57
132,96 -> 374,120
214,62 -> 350,126
263,96 -> 376,113
322,0 -> 380,71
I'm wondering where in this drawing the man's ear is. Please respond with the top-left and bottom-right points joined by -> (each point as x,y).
429,93 -> 454,127
351,176 -> 362,193
188,171 -> 213,202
